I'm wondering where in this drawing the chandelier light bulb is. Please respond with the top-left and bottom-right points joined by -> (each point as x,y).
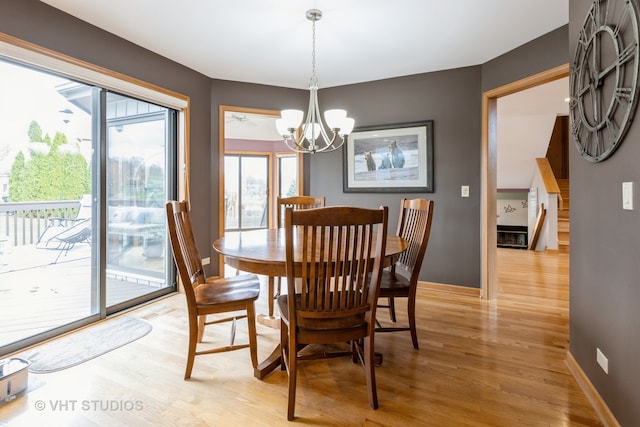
324,109 -> 347,129
340,118 -> 355,136
280,109 -> 304,130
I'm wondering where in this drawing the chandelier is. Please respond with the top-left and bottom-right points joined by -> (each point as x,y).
275,9 -> 354,153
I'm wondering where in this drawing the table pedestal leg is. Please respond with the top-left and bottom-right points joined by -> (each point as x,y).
267,275 -> 275,317
257,275 -> 281,329
254,344 -> 282,380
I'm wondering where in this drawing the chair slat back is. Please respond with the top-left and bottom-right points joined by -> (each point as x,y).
166,201 -> 206,309
277,196 -> 325,228
394,198 -> 434,282
285,206 -> 387,327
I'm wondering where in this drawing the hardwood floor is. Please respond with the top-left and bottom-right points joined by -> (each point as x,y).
2,248 -> 603,426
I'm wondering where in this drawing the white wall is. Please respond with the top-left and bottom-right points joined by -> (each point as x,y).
497,77 -> 569,189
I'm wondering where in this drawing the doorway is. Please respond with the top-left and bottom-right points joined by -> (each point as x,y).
218,106 -> 304,273
481,64 -> 570,299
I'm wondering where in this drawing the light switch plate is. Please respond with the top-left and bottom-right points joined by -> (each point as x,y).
623,182 -> 633,210
461,185 -> 470,198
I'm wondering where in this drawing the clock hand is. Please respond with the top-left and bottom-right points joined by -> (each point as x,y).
599,41 -> 637,83
598,61 -> 618,84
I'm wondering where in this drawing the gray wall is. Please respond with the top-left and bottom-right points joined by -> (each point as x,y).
481,25 -> 569,92
4,2 -> 635,423
569,2 -> 640,425
313,68 -> 482,287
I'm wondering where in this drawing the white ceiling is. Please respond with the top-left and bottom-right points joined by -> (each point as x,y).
40,0 -> 570,189
41,0 -> 568,89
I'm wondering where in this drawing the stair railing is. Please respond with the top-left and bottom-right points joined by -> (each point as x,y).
529,158 -> 560,251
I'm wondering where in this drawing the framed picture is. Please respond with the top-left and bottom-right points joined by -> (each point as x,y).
343,120 -> 433,193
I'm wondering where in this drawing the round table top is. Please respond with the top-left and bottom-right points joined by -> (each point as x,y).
213,228 -> 407,277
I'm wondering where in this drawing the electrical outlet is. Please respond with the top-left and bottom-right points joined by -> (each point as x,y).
202,257 -> 210,266
597,348 -> 609,374
461,185 -> 470,198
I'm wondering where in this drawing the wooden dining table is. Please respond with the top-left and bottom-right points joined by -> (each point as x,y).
213,227 -> 408,379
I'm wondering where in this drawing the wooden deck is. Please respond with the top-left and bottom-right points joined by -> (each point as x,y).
0,242 -> 168,348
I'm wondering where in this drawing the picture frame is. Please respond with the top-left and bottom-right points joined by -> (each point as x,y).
343,120 -> 434,193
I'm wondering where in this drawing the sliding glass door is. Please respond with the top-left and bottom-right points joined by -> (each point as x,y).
0,60 -> 98,350
0,59 -> 176,355
105,93 -> 175,310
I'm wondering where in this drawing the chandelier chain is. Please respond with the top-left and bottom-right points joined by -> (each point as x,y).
311,18 -> 317,86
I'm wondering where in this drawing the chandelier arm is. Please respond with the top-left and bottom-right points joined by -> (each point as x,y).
292,102 -> 313,150
314,134 -> 346,153
299,84 -> 320,151
311,84 -> 334,148
287,128 -> 312,152
284,138 -> 313,153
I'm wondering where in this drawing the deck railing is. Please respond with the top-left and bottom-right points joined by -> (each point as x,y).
0,200 -> 79,246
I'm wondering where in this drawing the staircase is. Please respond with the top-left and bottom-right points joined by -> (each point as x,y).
557,178 -> 570,254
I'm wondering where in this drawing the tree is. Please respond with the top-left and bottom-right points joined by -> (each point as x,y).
286,181 -> 297,197
27,120 -> 43,142
8,121 -> 90,202
8,151 -> 26,201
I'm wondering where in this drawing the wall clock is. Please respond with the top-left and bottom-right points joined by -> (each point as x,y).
570,0 -> 640,162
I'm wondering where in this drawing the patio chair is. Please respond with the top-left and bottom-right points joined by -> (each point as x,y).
36,195 -> 93,261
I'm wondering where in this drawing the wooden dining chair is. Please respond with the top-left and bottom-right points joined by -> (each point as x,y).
278,205 -> 388,421
267,195 -> 326,317
166,200 -> 260,379
376,198 -> 434,349
276,196 -> 326,228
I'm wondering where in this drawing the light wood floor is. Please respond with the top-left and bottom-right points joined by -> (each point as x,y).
2,248 -> 603,426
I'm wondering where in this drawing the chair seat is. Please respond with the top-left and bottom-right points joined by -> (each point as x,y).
278,294 -> 368,334
194,274 -> 260,305
378,270 -> 411,297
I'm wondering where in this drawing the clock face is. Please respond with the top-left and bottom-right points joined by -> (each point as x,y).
570,0 -> 640,162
